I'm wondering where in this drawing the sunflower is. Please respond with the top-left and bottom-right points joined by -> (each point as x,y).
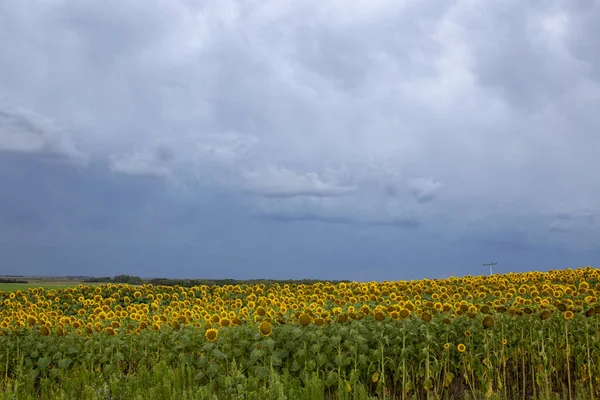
298,313 -> 311,326
585,308 -> 595,318
256,307 -> 266,317
502,338 -> 508,345
457,343 -> 466,352
371,372 -> 379,383
40,325 -> 50,336
259,321 -> 273,337
482,316 -> 494,329
444,343 -> 450,350
564,311 -> 574,320
540,310 -> 551,320
205,328 -> 218,342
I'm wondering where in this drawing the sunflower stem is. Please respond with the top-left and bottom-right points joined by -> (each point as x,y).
565,320 -> 572,400
586,321 -> 595,400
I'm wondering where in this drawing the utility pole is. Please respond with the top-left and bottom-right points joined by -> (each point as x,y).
483,262 -> 497,276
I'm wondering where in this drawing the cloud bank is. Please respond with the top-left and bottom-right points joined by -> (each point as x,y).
1,0 -> 599,279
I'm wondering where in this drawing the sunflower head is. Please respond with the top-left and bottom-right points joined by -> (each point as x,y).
564,311 -> 574,320
259,321 -> 273,337
205,328 -> 219,342
482,316 -> 495,329
585,308 -> 595,318
298,313 -> 311,327
457,343 -> 466,353
421,312 -> 432,323
55,325 -> 65,336
540,310 -> 551,320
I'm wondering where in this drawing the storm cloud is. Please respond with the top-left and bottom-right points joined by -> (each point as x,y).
1,0 -> 599,280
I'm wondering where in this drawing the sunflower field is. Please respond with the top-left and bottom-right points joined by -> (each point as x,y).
1,267 -> 600,399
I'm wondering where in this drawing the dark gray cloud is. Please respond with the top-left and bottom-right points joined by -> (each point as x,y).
0,0 -> 599,279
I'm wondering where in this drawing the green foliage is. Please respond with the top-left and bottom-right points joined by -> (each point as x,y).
1,313 -> 599,399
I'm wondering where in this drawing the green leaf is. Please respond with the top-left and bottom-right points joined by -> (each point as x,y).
58,358 -> 72,369
316,353 -> 327,367
270,354 -> 282,366
278,349 -> 289,359
250,349 -> 264,361
326,371 -> 338,387
194,371 -> 206,382
290,360 -> 302,372
37,357 -> 51,370
254,365 -> 268,379
213,349 -> 227,360
207,363 -> 219,378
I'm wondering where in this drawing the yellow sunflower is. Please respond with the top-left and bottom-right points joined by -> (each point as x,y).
564,311 -> 574,320
259,321 -> 273,337
205,328 -> 218,342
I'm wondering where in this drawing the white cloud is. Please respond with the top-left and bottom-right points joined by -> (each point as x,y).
109,148 -> 173,179
0,106 -> 86,162
241,165 -> 356,198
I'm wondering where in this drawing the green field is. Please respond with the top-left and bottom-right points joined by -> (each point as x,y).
2,268 -> 600,399
0,280 -> 84,292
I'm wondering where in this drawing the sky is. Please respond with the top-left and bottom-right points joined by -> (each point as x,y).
1,0 -> 599,281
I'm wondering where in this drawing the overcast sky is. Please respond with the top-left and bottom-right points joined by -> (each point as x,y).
1,0 -> 599,281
